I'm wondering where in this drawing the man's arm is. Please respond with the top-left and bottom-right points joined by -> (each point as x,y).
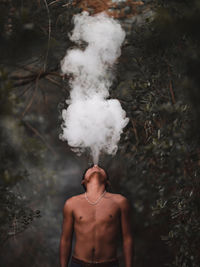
59,198 -> 74,267
120,196 -> 134,267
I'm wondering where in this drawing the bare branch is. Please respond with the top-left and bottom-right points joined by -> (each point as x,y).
23,121 -> 57,155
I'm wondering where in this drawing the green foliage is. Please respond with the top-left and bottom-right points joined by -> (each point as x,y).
114,0 -> 200,266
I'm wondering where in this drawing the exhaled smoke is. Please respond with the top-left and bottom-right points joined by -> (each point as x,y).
60,11 -> 129,164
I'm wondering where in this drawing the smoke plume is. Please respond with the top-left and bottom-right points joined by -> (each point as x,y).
60,11 -> 129,164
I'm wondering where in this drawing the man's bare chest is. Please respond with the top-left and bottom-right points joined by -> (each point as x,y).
73,199 -> 120,226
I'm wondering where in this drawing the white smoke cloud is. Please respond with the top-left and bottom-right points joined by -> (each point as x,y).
60,11 -> 129,164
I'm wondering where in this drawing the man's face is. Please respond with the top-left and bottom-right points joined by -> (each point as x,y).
84,165 -> 107,183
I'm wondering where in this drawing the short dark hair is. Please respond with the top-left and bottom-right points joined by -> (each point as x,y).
81,164 -> 110,191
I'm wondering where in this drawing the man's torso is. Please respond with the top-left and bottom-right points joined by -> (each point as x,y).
70,192 -> 123,262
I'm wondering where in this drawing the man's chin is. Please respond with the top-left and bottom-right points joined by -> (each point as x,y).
89,171 -> 101,178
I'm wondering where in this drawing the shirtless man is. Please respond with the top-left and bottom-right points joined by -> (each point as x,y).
59,164 -> 134,267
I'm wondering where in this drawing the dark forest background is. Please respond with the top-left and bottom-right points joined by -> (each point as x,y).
0,0 -> 200,266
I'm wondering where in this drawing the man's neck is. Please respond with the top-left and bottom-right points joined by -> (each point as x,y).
86,173 -> 106,197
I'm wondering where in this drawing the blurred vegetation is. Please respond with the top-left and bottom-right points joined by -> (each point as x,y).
0,0 -> 72,247
114,0 -> 200,266
1,0 -> 200,267
0,66 -> 42,244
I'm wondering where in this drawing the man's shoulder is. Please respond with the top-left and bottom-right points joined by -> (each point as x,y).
111,194 -> 132,216
64,193 -> 85,205
107,192 -> 129,205
108,192 -> 127,199
63,194 -> 85,213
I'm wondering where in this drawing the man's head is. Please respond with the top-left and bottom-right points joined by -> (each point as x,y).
81,164 -> 110,191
